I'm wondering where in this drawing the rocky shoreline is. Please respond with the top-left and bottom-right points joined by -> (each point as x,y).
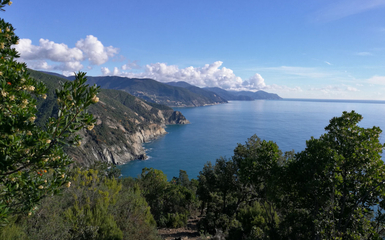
67,109 -> 190,166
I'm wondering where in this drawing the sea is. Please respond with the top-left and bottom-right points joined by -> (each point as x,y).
119,99 -> 385,180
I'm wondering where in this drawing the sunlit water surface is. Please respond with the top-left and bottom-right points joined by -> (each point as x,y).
119,99 -> 385,180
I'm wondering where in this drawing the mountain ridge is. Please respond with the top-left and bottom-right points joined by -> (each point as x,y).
42,72 -> 282,107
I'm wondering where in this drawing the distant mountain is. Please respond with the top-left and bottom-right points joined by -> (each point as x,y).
204,87 -> 253,101
229,90 -> 282,100
29,70 -> 189,166
166,81 -> 227,104
165,81 -> 194,88
204,87 -> 282,100
43,72 -> 227,107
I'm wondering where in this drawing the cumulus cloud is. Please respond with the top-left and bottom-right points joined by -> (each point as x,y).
101,66 -> 120,76
242,73 -> 266,89
102,61 -> 302,92
101,67 -> 111,76
75,35 -> 118,65
121,61 -> 245,89
14,35 -> 118,74
15,38 -> 83,62
113,67 -> 120,75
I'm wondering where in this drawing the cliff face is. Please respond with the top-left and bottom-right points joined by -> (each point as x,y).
70,119 -> 171,166
65,95 -> 190,166
29,70 -> 190,166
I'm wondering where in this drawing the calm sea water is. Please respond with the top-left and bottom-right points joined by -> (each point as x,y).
119,99 -> 385,180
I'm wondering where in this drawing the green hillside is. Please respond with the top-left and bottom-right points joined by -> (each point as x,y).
166,81 -> 228,103
29,70 -> 189,165
44,72 -> 227,107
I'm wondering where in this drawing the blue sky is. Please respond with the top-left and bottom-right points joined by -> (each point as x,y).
5,0 -> 385,99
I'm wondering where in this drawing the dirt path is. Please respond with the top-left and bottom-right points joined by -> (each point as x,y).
158,217 -> 208,240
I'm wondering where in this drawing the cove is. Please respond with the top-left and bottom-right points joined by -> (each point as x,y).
119,99 -> 385,180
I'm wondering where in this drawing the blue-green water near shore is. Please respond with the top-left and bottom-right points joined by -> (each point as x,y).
119,99 -> 385,180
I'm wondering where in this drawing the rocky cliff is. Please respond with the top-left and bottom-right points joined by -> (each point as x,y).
29,70 -> 190,166
67,98 -> 190,166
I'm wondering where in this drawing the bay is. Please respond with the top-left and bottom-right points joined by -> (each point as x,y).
119,99 -> 385,180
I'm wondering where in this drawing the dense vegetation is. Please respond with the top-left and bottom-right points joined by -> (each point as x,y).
1,2 -> 385,239
197,111 -> 385,240
0,0 -> 100,227
2,111 -> 385,240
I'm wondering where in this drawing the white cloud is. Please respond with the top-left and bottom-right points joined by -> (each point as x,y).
367,75 -> 385,85
325,61 -> 332,65
15,38 -> 83,62
14,35 -> 118,74
242,73 -> 266,89
309,85 -> 359,93
347,86 -> 359,92
355,51 -> 373,56
265,84 -> 303,92
76,35 -> 118,65
119,61 -> 245,89
257,66 -> 330,78
101,67 -> 120,76
105,61 -> 302,92
122,60 -> 140,70
139,61 -> 245,89
101,67 -> 111,76
113,67 -> 120,75
313,0 -> 385,22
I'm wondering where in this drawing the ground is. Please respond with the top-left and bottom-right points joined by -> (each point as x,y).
158,216 -> 206,240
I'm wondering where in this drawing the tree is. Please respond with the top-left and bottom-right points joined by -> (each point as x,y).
139,168 -> 197,228
197,157 -> 244,234
198,111 -> 385,239
233,135 -> 291,239
0,1 -> 99,224
284,111 -> 385,239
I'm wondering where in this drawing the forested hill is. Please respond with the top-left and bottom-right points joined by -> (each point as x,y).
205,87 -> 282,100
165,81 -> 227,103
167,81 -> 282,101
43,72 -> 227,107
29,70 -> 190,166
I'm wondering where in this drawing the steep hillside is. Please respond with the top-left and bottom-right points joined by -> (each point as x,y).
29,70 -> 189,166
166,81 -> 227,104
44,72 -> 227,107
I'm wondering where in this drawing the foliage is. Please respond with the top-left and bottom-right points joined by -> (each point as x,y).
0,2 -> 99,225
198,111 -> 385,240
64,168 -> 123,240
197,157 -> 244,234
139,168 -> 198,228
283,111 -> 385,239
0,165 -> 161,239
